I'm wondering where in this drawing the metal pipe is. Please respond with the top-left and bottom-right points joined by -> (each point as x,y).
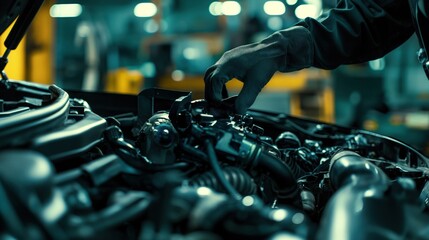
317,151 -> 408,240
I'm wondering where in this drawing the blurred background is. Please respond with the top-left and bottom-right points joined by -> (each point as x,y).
2,0 -> 429,153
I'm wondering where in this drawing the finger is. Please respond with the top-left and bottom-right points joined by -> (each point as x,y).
211,73 -> 229,102
204,66 -> 216,100
235,78 -> 262,115
222,84 -> 229,99
204,66 -> 230,102
235,66 -> 277,114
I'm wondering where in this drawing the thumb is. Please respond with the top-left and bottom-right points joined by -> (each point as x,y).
235,81 -> 261,115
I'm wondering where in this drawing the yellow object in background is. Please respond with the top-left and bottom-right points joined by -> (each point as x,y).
363,119 -> 379,131
0,0 -> 54,84
105,68 -> 144,94
27,0 -> 55,85
0,23 -> 26,80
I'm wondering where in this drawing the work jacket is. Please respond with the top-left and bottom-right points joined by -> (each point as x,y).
297,0 -> 415,69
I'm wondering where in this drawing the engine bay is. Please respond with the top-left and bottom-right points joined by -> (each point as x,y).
1,80 -> 429,239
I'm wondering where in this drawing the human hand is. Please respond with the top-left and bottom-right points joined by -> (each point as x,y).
204,26 -> 313,114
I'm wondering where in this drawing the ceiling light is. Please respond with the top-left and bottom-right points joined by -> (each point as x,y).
50,4 -> 82,18
264,1 -> 286,16
134,3 -> 157,18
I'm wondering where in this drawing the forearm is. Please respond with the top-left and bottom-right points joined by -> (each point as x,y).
296,0 -> 414,69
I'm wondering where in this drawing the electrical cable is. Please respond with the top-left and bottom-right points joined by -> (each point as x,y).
204,139 -> 242,200
70,192 -> 151,237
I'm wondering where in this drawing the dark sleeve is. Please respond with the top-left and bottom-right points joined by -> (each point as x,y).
296,0 -> 415,69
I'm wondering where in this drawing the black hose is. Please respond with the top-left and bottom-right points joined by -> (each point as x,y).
179,142 -> 208,162
317,151 -> 394,240
205,139 -> 242,200
329,150 -> 388,190
70,193 -> 151,238
283,151 -> 307,179
255,151 -> 298,199
190,167 -> 256,195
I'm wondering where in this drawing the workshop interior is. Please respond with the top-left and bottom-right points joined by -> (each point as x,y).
2,0 -> 429,239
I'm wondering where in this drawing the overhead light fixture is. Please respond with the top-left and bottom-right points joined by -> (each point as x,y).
209,1 -> 241,16
209,1 -> 222,16
50,4 -> 82,18
264,1 -> 286,16
134,2 -> 157,18
222,1 -> 241,16
295,4 -> 321,19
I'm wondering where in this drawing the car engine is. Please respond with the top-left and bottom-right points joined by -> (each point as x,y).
1,80 -> 429,240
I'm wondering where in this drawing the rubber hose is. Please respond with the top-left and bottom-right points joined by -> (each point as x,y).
317,151 -> 397,240
205,139 -> 242,200
256,151 -> 298,198
283,151 -> 307,179
329,150 -> 388,190
190,166 -> 257,195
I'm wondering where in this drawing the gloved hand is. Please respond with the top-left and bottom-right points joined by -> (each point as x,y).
204,26 -> 314,114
